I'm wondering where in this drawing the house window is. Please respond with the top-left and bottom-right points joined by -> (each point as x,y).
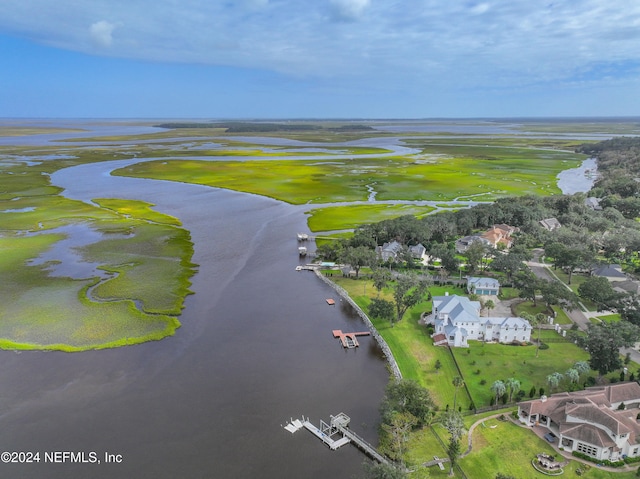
449,336 -> 455,341
577,443 -> 598,457
634,448 -> 639,456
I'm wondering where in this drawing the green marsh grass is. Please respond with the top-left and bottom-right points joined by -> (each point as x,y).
116,142 -> 582,205
0,156 -> 196,351
306,204 -> 435,232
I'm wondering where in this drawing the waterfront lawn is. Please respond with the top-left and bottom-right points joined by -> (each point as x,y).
306,204 -> 435,232
332,277 -> 593,409
333,277 -> 472,408
403,427 -> 454,477
454,329 -> 590,407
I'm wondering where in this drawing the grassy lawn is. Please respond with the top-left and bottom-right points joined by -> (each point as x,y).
403,411 -> 640,479
454,329 -> 590,407
333,277 -> 471,408
459,417 -> 639,479
404,427 -> 452,477
513,301 -> 573,325
332,277 -> 593,410
498,287 -> 520,300
596,313 -> 622,323
551,306 -> 574,325
513,301 -> 552,317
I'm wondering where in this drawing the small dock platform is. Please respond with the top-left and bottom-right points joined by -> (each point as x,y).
332,329 -> 370,348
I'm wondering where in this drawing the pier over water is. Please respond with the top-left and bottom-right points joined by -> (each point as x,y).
284,413 -> 389,464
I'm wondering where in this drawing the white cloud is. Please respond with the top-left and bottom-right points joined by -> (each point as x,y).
0,0 -> 639,92
470,3 -> 490,15
329,0 -> 371,21
90,20 -> 115,48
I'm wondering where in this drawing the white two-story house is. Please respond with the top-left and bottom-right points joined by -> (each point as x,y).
425,294 -> 531,347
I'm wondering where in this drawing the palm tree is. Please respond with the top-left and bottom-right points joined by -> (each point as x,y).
565,368 -> 579,385
522,312 -> 544,357
491,380 -> 506,406
546,372 -> 563,392
484,299 -> 495,316
452,376 -> 464,410
574,360 -> 590,382
505,377 -> 521,403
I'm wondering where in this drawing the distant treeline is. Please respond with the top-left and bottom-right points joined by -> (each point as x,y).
577,137 -> 640,216
319,137 -> 640,267
155,122 -> 374,133
578,136 -> 640,179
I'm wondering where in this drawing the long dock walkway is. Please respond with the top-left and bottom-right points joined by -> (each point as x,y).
284,413 -> 388,464
334,423 -> 388,464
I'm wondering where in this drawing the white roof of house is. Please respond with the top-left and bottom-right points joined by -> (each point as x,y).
484,316 -> 530,328
433,295 -> 480,324
467,277 -> 500,288
433,295 -> 530,329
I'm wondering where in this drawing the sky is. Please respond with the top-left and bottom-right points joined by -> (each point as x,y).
1,0 -> 640,119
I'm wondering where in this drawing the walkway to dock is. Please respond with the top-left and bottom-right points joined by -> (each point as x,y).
334,421 -> 388,464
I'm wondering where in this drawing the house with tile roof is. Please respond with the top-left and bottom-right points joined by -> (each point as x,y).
518,382 -> 640,462
424,294 -> 530,347
481,224 -> 517,249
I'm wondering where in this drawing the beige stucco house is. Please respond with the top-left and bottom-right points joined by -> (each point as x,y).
518,383 -> 640,462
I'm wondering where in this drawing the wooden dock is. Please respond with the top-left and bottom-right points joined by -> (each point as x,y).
332,329 -> 371,348
283,413 -> 388,464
